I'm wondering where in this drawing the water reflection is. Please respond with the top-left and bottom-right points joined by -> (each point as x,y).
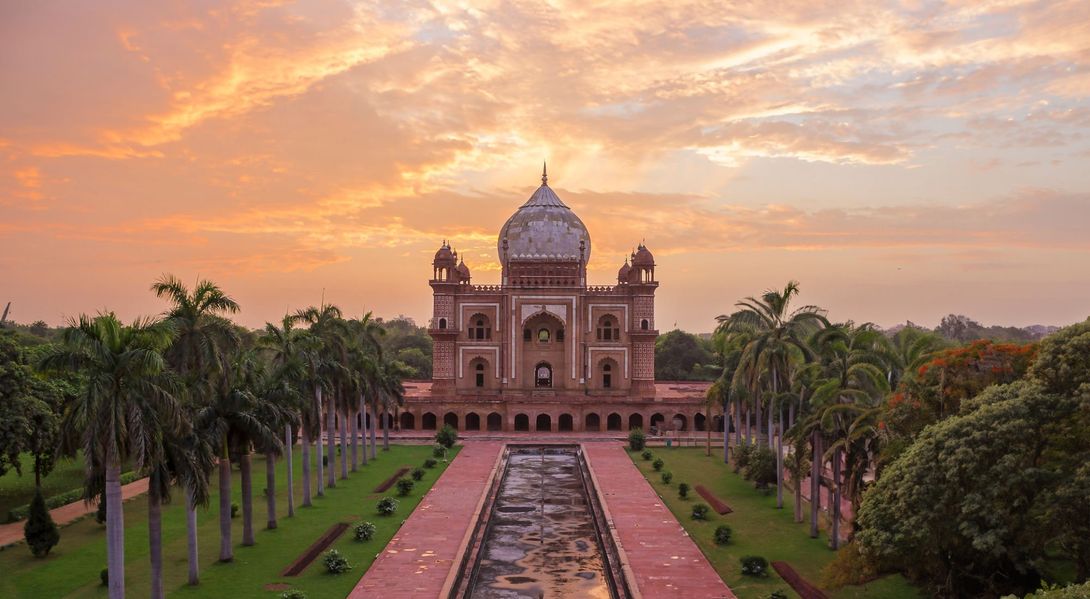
468,448 -> 611,599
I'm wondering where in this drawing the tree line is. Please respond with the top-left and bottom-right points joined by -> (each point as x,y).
1,275 -> 414,599
711,281 -> 1090,597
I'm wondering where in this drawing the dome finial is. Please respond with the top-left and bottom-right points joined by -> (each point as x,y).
541,161 -> 548,185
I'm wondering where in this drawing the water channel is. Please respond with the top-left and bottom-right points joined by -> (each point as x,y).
461,446 -> 621,599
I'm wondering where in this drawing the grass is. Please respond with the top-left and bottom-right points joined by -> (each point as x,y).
628,447 -> 920,599
0,453 -> 136,519
0,444 -> 457,598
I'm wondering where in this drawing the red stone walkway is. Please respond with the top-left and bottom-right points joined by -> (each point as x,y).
0,478 -> 150,547
584,443 -> 736,599
349,441 -> 503,599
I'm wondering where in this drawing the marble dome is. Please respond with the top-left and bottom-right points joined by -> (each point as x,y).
498,168 -> 591,263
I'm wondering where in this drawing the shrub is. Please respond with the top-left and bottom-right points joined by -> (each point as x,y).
411,467 -> 425,481
423,458 -> 438,469
768,591 -> 788,599
743,446 -> 777,490
628,427 -> 646,451
100,568 -> 109,586
820,541 -> 879,590
435,424 -> 458,449
323,549 -> 352,574
396,478 -> 415,497
652,458 -> 665,471
94,492 -> 107,525
24,489 -> 60,557
678,482 -> 690,499
714,524 -> 733,545
432,443 -> 447,458
231,502 -> 240,518
353,521 -> 377,542
280,590 -> 308,599
734,442 -> 756,471
661,471 -> 673,485
740,555 -> 770,577
376,497 -> 399,516
641,449 -> 653,461
691,503 -> 710,520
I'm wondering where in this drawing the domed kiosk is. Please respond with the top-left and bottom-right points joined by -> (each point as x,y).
407,165 -> 711,435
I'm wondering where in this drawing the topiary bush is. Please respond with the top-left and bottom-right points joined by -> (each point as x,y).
734,441 -> 756,472
432,443 -> 447,458
353,521 -> 377,542
691,503 -> 710,520
661,471 -> 673,485
231,502 -> 240,518
743,446 -> 778,490
376,497 -> 399,516
641,449 -> 653,461
435,424 -> 458,449
100,568 -> 109,587
280,590 -> 307,599
628,427 -> 646,451
94,492 -> 107,525
411,467 -> 425,481
396,478 -> 415,497
677,482 -> 690,499
323,549 -> 351,574
652,458 -> 665,471
740,555 -> 770,577
768,591 -> 788,599
423,457 -> 438,469
24,489 -> 60,557
714,524 -> 732,545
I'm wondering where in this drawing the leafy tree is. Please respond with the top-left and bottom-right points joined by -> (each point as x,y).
24,488 -> 59,557
39,313 -> 179,599
0,331 -> 33,477
855,381 -> 1089,597
655,330 -> 717,381
1028,318 -> 1090,396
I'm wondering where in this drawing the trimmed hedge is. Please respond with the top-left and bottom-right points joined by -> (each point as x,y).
7,472 -> 144,522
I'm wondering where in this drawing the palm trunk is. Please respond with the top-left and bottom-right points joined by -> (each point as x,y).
316,388 -> 325,497
285,424 -> 295,517
754,394 -> 761,447
794,463 -> 804,523
218,453 -> 232,561
810,433 -> 821,538
776,402 -> 784,509
265,451 -> 277,529
300,425 -> 312,507
339,408 -> 348,479
240,452 -> 254,545
148,475 -> 164,599
326,395 -> 336,488
364,396 -> 372,468
705,405 -> 711,456
350,407 -> 359,472
185,487 -> 200,584
735,396 -> 742,451
831,447 -> 842,549
722,400 -> 730,464
105,451 -> 124,599
369,398 -> 378,460
382,405 -> 390,451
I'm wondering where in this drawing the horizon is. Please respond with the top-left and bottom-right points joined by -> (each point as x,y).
4,1 -> 1090,332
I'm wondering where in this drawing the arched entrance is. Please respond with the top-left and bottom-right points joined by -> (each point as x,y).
628,413 -> 643,430
536,414 -> 552,432
422,412 -> 437,430
487,412 -> 503,431
585,413 -> 601,432
514,413 -> 530,431
444,412 -> 459,430
400,412 -> 415,430
559,414 -> 574,432
673,414 -> 688,432
607,413 -> 622,431
535,362 -> 553,388
650,413 -> 664,432
465,412 -> 481,431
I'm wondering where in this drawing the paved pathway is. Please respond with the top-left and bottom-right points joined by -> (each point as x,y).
0,478 -> 150,547
584,443 -> 736,599
349,441 -> 503,599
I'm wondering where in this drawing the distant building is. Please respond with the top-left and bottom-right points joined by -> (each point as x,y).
399,166 -> 711,434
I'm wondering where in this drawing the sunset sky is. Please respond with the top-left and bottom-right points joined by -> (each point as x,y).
3,0 -> 1089,333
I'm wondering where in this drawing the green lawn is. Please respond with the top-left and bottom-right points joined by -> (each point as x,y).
628,447 -> 920,599
0,444 -> 456,598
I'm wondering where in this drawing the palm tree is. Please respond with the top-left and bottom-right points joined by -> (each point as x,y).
259,316 -> 310,517
293,303 -> 347,492
197,351 -> 279,560
348,313 -> 384,467
40,313 -> 178,599
375,357 -> 410,451
256,379 -> 298,529
150,274 -> 239,584
716,281 -> 828,508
